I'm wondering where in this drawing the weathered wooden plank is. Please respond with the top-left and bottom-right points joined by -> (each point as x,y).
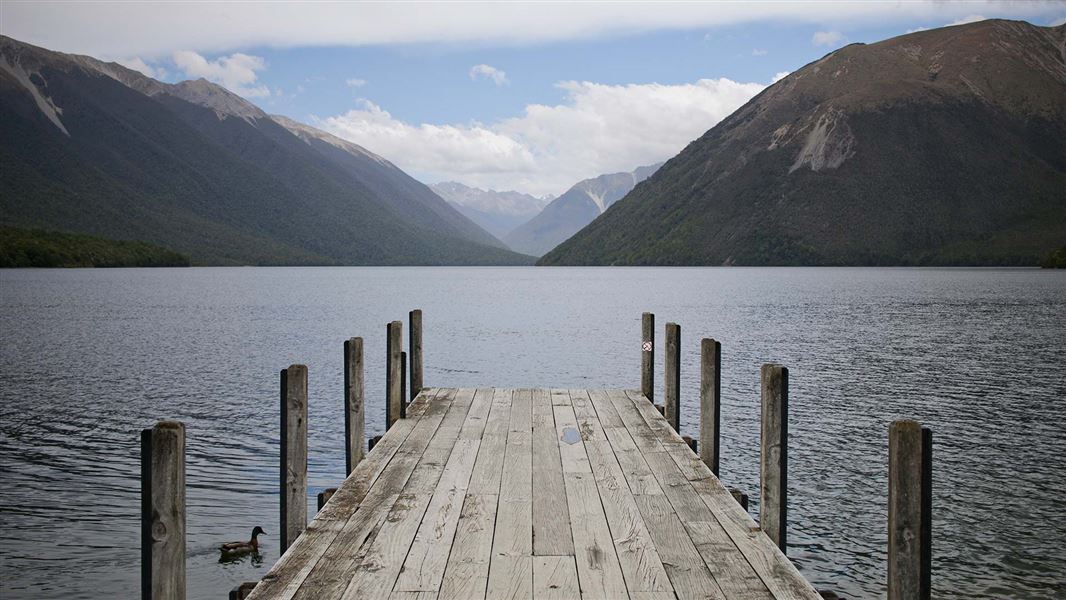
141,420 -> 185,600
395,439 -> 481,591
532,556 -> 579,600
685,520 -> 774,599
583,439 -> 671,593
339,492 -> 433,600
509,388 -> 533,432
641,312 -> 654,403
586,389 -> 624,429
345,338 -> 365,476
888,420 -> 932,600
554,397 -> 592,475
439,494 -> 498,600
282,390 -> 460,600
564,471 -> 628,599
494,431 -> 532,556
281,365 -> 308,552
485,556 -> 533,600
317,488 -> 337,511
618,383 -> 820,600
700,338 -> 721,477
459,388 -> 494,440
663,322 -> 681,432
570,389 -> 608,442
761,364 -> 788,552
409,309 -> 423,400
688,478 -> 821,600
532,389 -> 573,556
467,389 -> 512,495
633,493 -> 725,600
624,390 -> 708,483
390,592 -> 437,600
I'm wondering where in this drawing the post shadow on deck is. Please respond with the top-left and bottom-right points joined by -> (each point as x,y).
141,420 -> 186,600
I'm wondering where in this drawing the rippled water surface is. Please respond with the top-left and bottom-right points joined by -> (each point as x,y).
1,267 -> 1064,599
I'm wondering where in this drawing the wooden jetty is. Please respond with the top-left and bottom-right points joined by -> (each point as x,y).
141,310 -> 933,600
247,387 -> 820,600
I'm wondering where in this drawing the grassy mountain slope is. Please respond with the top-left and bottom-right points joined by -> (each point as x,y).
540,20 -> 1066,266
0,36 -> 529,265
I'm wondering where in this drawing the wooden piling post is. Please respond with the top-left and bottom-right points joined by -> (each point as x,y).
141,420 -> 186,600
280,364 -> 308,552
317,488 -> 337,511
401,350 -> 407,418
386,321 -> 403,429
641,312 -> 654,401
344,337 -> 364,476
700,338 -> 721,477
664,322 -> 681,431
368,435 -> 382,452
409,309 -> 423,400
760,363 -> 788,552
888,420 -> 932,600
229,582 -> 258,600
729,488 -> 749,512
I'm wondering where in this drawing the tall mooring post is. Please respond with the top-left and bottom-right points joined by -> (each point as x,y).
888,420 -> 932,600
141,420 -> 186,600
344,337 -> 364,475
386,321 -> 403,428
700,338 -> 721,477
664,322 -> 681,431
280,364 -> 308,552
409,309 -> 423,400
760,363 -> 788,552
641,312 -> 654,401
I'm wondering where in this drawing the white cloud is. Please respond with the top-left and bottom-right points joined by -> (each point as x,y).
4,2 -> 1062,57
346,78 -> 367,87
811,31 -> 845,46
318,77 -> 765,195
116,57 -> 166,79
947,14 -> 987,26
172,50 -> 270,97
1051,17 -> 1066,26
905,26 -> 929,34
752,48 -> 768,56
772,71 -> 791,83
470,64 -> 508,86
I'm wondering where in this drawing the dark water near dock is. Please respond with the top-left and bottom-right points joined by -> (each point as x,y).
1,267 -> 1064,599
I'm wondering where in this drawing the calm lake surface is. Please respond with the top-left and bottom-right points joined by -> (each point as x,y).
1,267 -> 1064,599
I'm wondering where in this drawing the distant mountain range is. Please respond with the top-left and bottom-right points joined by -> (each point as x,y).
504,163 -> 662,256
430,182 -> 551,240
542,20 -> 1066,266
0,36 -> 530,265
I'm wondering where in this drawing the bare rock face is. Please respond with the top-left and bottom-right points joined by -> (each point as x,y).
542,19 -> 1066,266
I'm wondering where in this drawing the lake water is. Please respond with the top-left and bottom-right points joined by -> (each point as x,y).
1,267 -> 1064,599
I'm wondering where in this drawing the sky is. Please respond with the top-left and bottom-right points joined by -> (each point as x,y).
3,1 -> 1065,196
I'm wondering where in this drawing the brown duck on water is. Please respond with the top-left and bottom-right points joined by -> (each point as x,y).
220,526 -> 266,557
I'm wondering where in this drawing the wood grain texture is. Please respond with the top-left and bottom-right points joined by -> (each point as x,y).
409,309 -> 423,400
387,321 -> 403,428
663,322 -> 680,432
760,364 -> 788,552
345,338 -> 365,476
281,365 -> 308,552
888,420 -> 932,600
641,312 -> 654,403
533,556 -> 579,600
532,389 -> 573,556
141,420 -> 185,600
249,388 -> 823,600
700,338 -> 721,476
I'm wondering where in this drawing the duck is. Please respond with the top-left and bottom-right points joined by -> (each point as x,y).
220,526 -> 266,557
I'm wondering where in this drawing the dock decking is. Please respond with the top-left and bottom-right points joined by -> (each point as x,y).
245,388 -> 821,600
